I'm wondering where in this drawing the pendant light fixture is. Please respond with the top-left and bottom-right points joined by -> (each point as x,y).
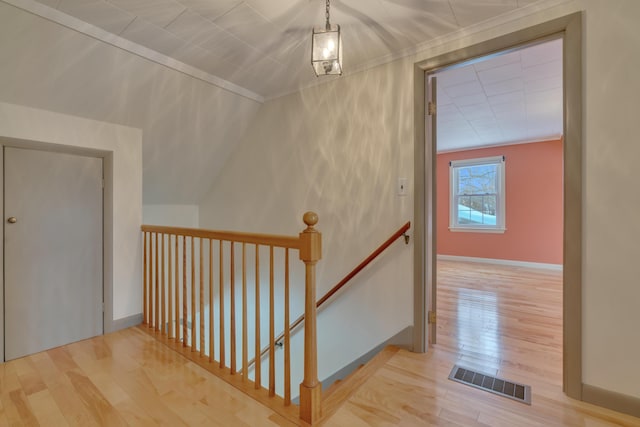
311,0 -> 342,76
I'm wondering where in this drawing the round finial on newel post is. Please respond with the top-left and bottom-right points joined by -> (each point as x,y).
303,211 -> 318,229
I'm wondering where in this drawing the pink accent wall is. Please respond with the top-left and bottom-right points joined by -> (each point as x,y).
437,139 -> 563,264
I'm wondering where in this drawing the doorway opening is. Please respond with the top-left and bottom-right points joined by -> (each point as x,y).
412,12 -> 583,399
432,38 -> 565,390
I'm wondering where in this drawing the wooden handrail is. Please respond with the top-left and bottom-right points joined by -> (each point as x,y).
141,224 -> 301,249
315,221 -> 411,309
247,221 -> 411,369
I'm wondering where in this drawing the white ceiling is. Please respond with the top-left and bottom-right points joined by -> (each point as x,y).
27,0 -> 545,99
435,38 -> 563,152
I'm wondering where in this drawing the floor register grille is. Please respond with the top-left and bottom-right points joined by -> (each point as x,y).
448,365 -> 531,405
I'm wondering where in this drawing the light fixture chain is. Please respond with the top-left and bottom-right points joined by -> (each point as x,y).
325,0 -> 330,28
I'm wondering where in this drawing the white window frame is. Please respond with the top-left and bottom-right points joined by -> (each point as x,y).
449,155 -> 506,233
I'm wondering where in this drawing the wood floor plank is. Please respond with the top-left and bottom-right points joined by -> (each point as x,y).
7,389 -> 39,426
109,367 -> 190,426
0,363 -> 21,393
45,375 -> 101,427
27,389 -> 70,427
321,346 -> 400,420
112,401 -> 158,427
16,362 -> 47,397
47,347 -> 80,374
66,369 -> 128,426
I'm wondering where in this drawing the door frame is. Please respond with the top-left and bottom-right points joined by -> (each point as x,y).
412,12 -> 583,399
1,139 -> 112,362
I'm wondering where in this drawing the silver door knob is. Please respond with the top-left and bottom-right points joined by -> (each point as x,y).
7,217 -> 17,224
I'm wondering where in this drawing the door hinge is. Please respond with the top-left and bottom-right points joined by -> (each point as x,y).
102,302 -> 105,313
102,179 -> 105,189
427,101 -> 436,116
428,310 -> 437,324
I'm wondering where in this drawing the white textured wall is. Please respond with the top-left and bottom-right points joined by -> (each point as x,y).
199,58 -> 416,382
0,101 -> 142,323
201,0 -> 640,400
143,204 -> 199,228
579,0 -> 640,399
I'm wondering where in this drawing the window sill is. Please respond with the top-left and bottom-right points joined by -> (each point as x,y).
449,227 -> 506,234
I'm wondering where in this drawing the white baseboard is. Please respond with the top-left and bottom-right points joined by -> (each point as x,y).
437,255 -> 563,271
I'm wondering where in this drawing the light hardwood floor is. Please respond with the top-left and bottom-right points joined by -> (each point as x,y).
0,326 -> 296,426
1,260 -> 639,426
326,260 -> 640,426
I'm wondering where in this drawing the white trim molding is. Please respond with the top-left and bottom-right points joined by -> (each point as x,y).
448,227 -> 506,234
437,254 -> 562,271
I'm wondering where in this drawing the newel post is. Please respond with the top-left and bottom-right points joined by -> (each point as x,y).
299,212 -> 322,424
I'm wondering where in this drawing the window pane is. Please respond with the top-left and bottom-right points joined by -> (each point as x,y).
456,195 -> 497,226
457,203 -> 472,224
458,164 -> 497,195
483,196 -> 496,216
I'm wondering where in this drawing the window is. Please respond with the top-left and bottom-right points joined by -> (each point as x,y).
449,156 -> 505,233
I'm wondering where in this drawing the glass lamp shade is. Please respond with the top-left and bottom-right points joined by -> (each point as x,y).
311,24 -> 342,76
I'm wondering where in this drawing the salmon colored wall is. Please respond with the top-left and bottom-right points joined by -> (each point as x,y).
437,139 -> 563,264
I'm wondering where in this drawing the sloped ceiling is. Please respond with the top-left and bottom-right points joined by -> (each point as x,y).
23,0 -> 544,98
0,0 -> 561,203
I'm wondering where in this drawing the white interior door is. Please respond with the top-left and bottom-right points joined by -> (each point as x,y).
4,147 -> 103,361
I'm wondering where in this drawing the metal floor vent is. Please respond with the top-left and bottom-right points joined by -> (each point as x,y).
448,365 -> 531,405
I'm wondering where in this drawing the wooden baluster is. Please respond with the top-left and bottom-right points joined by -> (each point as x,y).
254,244 -> 261,389
209,239 -> 214,362
168,235 -> 173,339
174,234 -> 179,343
269,245 -> 275,397
143,232 -> 147,325
155,232 -> 159,331
230,242 -> 236,374
161,233 -> 165,335
149,234 -> 153,328
242,243 -> 248,380
299,212 -> 322,424
191,237 -> 196,352
183,236 -> 188,347
284,248 -> 291,406
149,232 -> 154,327
200,238 -> 205,358
219,241 -> 225,369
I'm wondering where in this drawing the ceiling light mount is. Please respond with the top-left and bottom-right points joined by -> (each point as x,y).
311,0 -> 342,76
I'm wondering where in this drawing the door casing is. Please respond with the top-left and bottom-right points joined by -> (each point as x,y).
412,12 -> 583,400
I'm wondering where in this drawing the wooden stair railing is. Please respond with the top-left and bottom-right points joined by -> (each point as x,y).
247,221 -> 411,371
141,212 -> 322,425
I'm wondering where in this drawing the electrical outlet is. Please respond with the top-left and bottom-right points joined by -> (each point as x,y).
398,178 -> 408,196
